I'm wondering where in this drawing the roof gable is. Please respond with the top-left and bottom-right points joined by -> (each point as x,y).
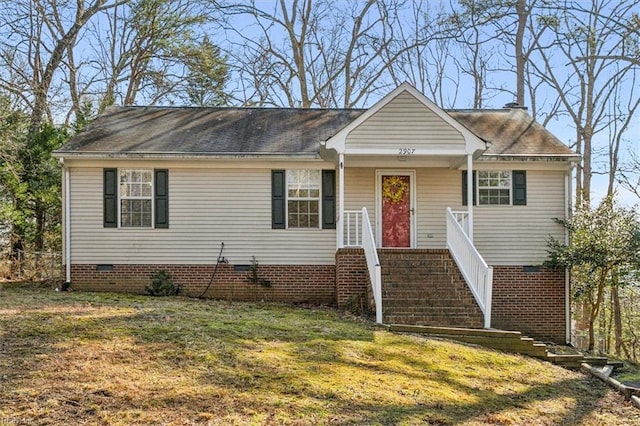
324,82 -> 487,155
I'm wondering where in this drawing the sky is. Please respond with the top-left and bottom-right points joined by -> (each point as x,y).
218,1 -> 640,209
48,0 -> 640,209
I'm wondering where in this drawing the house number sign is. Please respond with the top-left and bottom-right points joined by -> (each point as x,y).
398,148 -> 416,155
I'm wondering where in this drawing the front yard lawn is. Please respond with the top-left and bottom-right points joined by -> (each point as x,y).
1,284 -> 639,425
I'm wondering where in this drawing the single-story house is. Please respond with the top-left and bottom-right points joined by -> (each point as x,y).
53,83 -> 579,343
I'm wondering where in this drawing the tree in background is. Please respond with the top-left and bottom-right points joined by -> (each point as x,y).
218,0 -> 436,107
527,0 -> 640,206
181,36 -> 229,107
0,0 -> 229,274
89,0 -> 228,113
546,196 -> 640,352
0,98 -> 67,274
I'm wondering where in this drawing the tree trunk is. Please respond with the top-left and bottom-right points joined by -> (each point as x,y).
515,0 -> 526,106
588,269 -> 608,351
588,316 -> 596,352
612,284 -> 623,356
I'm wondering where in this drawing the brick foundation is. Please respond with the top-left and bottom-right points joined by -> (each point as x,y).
70,263 -> 336,304
335,248 -> 371,310
491,266 -> 566,343
68,258 -> 568,343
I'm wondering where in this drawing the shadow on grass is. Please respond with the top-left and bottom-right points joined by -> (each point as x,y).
0,287 -> 631,425
187,337 -> 613,425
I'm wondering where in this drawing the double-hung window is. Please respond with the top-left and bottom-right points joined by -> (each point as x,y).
119,169 -> 153,227
478,171 -> 511,205
462,170 -> 526,206
104,168 -> 169,228
272,169 -> 336,229
287,170 -> 321,228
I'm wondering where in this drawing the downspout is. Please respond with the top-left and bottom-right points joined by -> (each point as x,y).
338,153 -> 345,249
64,162 -> 71,285
466,154 -> 474,242
564,165 -> 573,344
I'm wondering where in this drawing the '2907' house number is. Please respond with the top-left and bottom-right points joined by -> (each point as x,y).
398,148 -> 416,155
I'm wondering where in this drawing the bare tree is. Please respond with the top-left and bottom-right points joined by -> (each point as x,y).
218,0 -> 428,108
0,0 -> 129,132
80,0 -> 227,114
528,0 -> 640,206
0,0 -> 131,262
619,150 -> 640,201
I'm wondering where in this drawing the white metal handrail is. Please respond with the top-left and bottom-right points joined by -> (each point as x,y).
361,208 -> 382,324
446,207 -> 493,328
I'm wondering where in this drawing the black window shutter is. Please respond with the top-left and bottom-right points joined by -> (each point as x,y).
322,170 -> 336,229
462,171 -> 476,206
272,170 -> 286,229
512,170 -> 527,205
154,169 -> 169,228
103,168 -> 117,227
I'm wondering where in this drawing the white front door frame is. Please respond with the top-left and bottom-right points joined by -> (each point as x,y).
375,169 -> 417,248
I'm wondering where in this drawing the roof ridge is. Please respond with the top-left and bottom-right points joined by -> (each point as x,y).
447,108 -> 524,113
106,105 -> 367,112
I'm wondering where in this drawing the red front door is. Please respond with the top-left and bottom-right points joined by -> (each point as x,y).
381,175 -> 411,247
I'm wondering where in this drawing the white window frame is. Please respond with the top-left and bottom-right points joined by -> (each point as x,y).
286,169 -> 322,229
118,169 -> 154,228
477,170 -> 512,206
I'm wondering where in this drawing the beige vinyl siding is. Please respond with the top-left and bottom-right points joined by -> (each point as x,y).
415,168 -> 461,248
342,166 -> 565,265
343,168 -> 377,238
345,91 -> 466,151
69,165 -> 336,265
68,161 -> 567,267
473,169 -> 566,265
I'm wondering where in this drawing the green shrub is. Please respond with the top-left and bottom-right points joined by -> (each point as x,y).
146,270 -> 181,296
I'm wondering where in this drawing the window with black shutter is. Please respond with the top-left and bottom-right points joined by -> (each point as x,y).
103,168 -> 169,228
272,169 -> 336,229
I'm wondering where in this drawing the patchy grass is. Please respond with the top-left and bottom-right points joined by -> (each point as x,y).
1,284 -> 639,425
615,362 -> 640,388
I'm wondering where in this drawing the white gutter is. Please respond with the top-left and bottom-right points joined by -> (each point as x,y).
51,152 -> 321,160
64,162 -> 71,284
338,154 -> 345,249
481,153 -> 582,157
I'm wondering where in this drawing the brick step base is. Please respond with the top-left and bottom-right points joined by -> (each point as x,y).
379,249 -> 484,329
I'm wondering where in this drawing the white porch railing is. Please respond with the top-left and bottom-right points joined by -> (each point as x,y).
451,210 -> 469,235
343,208 -> 382,323
446,207 -> 493,328
343,210 -> 363,247
362,208 -> 383,324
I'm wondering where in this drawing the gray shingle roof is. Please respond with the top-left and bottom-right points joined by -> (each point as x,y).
448,109 -> 576,156
56,105 -> 576,158
57,106 -> 365,155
